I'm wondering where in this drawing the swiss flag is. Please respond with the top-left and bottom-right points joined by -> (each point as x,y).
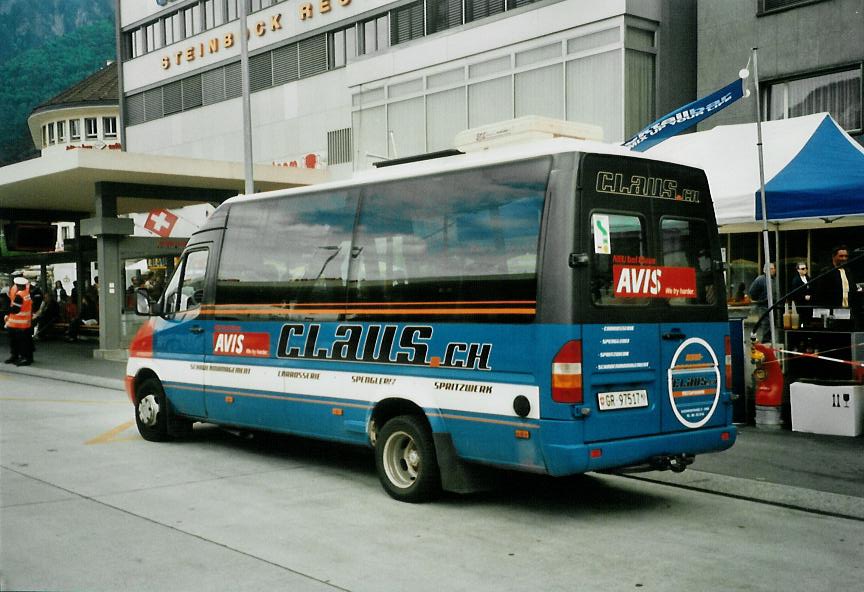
144,208 -> 178,237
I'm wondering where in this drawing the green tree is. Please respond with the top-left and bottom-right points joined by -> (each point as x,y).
0,18 -> 116,165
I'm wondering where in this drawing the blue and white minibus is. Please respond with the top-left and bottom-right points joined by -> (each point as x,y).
127,138 -> 736,502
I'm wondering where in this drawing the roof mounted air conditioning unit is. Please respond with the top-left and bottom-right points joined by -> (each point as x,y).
454,116 -> 604,152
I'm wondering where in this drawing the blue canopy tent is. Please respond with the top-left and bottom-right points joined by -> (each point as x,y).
646,113 -> 864,231
757,114 -> 864,221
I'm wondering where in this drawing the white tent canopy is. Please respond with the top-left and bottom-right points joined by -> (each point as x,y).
646,113 -> 864,232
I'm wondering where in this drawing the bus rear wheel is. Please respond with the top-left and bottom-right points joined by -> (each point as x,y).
375,415 -> 441,503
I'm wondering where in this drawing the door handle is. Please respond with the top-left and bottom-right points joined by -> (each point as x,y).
189,326 -> 204,335
662,331 -> 686,341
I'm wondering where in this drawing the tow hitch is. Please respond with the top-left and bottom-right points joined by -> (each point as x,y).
604,454 -> 695,475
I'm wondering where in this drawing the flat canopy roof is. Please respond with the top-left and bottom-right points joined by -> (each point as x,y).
0,149 -> 328,220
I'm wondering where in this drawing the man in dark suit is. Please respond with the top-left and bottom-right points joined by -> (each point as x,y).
788,261 -> 812,326
816,245 -> 862,325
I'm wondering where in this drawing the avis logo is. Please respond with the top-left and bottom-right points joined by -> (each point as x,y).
215,333 -> 245,354
615,266 -> 662,296
213,332 -> 270,357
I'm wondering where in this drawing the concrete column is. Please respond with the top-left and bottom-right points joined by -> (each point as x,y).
81,183 -> 133,361
74,220 -> 85,310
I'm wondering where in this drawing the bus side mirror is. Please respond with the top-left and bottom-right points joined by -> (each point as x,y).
135,288 -> 161,316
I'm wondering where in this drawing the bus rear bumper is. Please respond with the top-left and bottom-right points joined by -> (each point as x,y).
541,424 -> 737,476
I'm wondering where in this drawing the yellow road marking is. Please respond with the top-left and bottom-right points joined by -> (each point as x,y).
86,421 -> 138,445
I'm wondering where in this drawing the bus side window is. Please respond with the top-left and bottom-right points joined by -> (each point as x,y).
348,159 -> 548,321
163,249 -> 209,314
215,192 -> 358,319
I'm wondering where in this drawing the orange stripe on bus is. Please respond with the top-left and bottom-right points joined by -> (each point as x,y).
199,307 -> 536,316
671,363 -> 715,370
672,389 -> 714,397
202,300 -> 535,307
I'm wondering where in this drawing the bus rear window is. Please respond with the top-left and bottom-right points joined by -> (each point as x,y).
661,217 -> 718,306
590,214 -> 718,307
590,212 -> 649,306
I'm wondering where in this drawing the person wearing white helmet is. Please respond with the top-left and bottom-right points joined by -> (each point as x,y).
4,276 -> 34,366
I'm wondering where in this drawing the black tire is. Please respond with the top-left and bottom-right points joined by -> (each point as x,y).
134,377 -> 191,441
375,415 -> 441,503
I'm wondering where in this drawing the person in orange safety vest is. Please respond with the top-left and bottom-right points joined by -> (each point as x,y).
4,276 -> 34,366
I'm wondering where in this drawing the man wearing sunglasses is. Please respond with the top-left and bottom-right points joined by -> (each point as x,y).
788,261 -> 812,327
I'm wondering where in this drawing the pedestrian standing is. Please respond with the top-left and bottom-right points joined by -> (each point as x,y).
748,263 -> 777,341
53,280 -> 68,303
815,245 -> 862,327
788,261 -> 812,326
4,277 -> 34,366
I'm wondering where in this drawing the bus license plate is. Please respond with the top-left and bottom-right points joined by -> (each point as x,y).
597,389 -> 648,411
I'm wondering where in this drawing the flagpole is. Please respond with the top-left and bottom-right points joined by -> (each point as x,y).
752,47 -> 777,348
239,0 -> 254,195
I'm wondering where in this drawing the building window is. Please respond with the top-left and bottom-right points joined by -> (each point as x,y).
164,12 -> 182,45
184,4 -> 202,37
298,34 -> 328,79
103,117 -> 118,139
329,26 -> 357,68
766,66 -> 863,133
204,0 -> 225,29
131,28 -> 144,58
427,0 -> 463,35
465,0 -> 505,24
70,119 -> 81,141
390,2 -> 424,46
85,118 -> 98,139
251,0 -> 274,11
48,122 -> 55,145
57,120 -> 66,142
146,22 -> 162,52
227,0 -> 239,21
359,15 -> 389,55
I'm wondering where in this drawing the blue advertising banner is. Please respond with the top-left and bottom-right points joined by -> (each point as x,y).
624,77 -> 747,152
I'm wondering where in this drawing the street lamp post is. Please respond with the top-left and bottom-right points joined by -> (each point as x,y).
239,0 -> 254,195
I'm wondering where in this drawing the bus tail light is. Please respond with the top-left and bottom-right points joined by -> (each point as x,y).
552,340 -> 583,404
724,335 -> 733,388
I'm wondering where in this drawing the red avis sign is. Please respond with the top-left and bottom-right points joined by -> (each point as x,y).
213,332 -> 271,357
144,208 -> 178,237
612,258 -> 696,299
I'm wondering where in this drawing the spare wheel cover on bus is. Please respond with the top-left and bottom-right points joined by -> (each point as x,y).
666,337 -> 721,428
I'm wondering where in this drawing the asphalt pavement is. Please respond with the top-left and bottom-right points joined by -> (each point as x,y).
2,331 -> 862,518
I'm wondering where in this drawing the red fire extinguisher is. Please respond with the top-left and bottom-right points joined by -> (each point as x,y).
751,342 -> 783,407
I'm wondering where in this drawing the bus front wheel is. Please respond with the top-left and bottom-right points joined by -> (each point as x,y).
135,377 -> 191,441
375,415 -> 441,503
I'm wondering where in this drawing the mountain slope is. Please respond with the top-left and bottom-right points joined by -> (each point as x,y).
0,15 -> 116,165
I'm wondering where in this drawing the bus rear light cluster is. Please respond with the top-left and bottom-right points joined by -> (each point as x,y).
552,340 -> 583,404
724,335 -> 733,389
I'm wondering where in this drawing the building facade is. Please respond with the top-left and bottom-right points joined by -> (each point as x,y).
696,0 -> 862,141
27,64 -> 121,156
117,0 -> 696,177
